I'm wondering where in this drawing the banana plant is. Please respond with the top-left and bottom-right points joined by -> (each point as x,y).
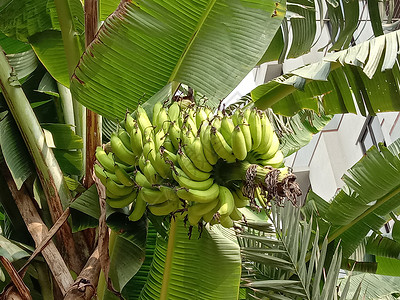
0,0 -> 399,299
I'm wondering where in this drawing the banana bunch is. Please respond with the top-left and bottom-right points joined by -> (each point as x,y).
94,101 -> 296,229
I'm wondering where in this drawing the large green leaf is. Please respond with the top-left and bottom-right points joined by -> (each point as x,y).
307,138 -> 400,258
0,32 -> 31,54
0,114 -> 34,189
239,204 -> 343,300
71,0 -> 286,120
252,30 -> 400,116
139,220 -> 241,300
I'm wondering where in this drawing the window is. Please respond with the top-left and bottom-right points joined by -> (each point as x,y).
358,116 -> 385,154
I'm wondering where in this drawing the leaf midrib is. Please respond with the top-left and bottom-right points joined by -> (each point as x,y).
168,0 -> 217,83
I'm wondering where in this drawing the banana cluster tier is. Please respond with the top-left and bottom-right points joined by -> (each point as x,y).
95,101 -> 301,228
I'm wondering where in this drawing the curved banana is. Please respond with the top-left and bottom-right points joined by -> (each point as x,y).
201,124 -> 219,165
159,185 -> 179,201
95,147 -> 115,173
125,113 -> 136,133
152,102 -> 163,128
259,133 -> 280,160
202,204 -> 220,223
187,213 -> 202,226
177,149 -> 210,181
249,110 -> 262,150
239,115 -> 252,152
118,128 -> 132,151
139,187 -> 168,205
172,167 -> 214,190
184,136 -> 213,172
107,190 -> 137,209
219,215 -> 234,228
195,107 -> 209,128
110,133 -> 136,165
232,189 -> 249,208
176,183 -> 219,203
128,192 -> 147,221
134,171 -> 153,189
94,164 -> 120,185
259,150 -> 284,168
148,200 -> 178,216
114,164 -> 135,187
168,102 -> 180,122
230,206 -> 243,221
142,159 -> 160,185
254,113 -> 274,154
154,129 -> 165,150
231,126 -> 247,161
220,116 -> 234,145
130,124 -> 143,157
218,186 -> 235,216
188,199 -> 219,216
168,121 -> 181,149
158,107 -> 170,133
210,127 -> 236,163
136,105 -> 153,137
105,177 -> 134,197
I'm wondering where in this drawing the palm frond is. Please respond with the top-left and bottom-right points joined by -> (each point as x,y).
238,204 -> 342,300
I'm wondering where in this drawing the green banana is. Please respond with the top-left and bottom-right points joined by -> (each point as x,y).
157,107 -> 170,133
231,126 -> 247,161
139,187 -> 168,205
154,129 -> 165,150
94,164 -> 120,185
152,102 -> 163,128
142,159 -> 160,185
201,124 -> 219,165
249,110 -> 262,150
114,164 -> 135,186
128,192 -> 147,221
230,206 -> 243,221
95,147 -> 116,172
232,189 -> 249,208
184,136 -> 213,172
125,113 -> 136,133
130,123 -> 143,156
202,203 -> 220,223
259,133 -> 279,160
187,212 -> 202,226
195,107 -> 209,128
118,128 -> 132,151
259,150 -> 284,168
219,215 -> 234,228
160,185 -> 179,201
176,183 -> 220,203
148,200 -> 178,216
172,167 -> 214,190
220,115 -> 234,145
188,199 -> 219,216
238,115 -> 252,151
107,190 -> 137,208
105,177 -> 134,197
110,133 -> 136,165
177,149 -> 211,181
210,127 -> 236,163
168,102 -> 180,122
134,171 -> 153,189
218,186 -> 235,216
136,105 -> 153,137
168,121 -> 181,149
254,113 -> 274,154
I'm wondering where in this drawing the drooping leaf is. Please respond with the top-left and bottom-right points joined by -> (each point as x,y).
52,149 -> 82,176
0,32 -> 31,54
0,114 -> 34,189
37,72 -> 59,97
41,123 -> 83,149
71,0 -> 286,120
69,185 -> 100,219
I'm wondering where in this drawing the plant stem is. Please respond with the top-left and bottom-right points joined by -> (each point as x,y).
34,262 -> 54,300
97,230 -> 118,300
160,218 -> 178,300
57,82 -> 75,129
83,0 -> 101,189
0,48 -> 82,272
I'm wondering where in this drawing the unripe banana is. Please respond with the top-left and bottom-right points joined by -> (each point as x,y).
110,133 -> 136,165
105,177 -> 134,197
163,137 -> 175,153
187,213 -> 202,226
125,113 -> 136,133
202,203 -> 220,223
106,189 -> 120,199
231,126 -> 247,161
238,115 -> 252,151
259,133 -> 279,160
107,189 -> 137,208
172,167 -> 214,190
249,110 -> 262,150
136,105 -> 153,137
130,124 -> 143,156
114,164 -> 135,186
168,102 -> 180,122
94,164 -> 120,185
139,187 -> 168,205
157,107 -> 169,133
195,108 -> 209,128
220,116 -> 234,145
210,127 -> 236,163
188,199 -> 219,216
154,129 -> 165,150
159,185 -> 179,201
181,126 -> 195,146
232,109 -> 241,126
142,159 -> 160,185
161,147 -> 177,165
95,147 -> 116,172
254,113 -> 274,154
134,171 -> 153,189
218,186 -> 235,216
118,128 -> 132,151
169,121 -> 181,149
230,206 -> 243,221
219,215 -> 234,228
184,137 -> 213,172
201,124 -> 219,165
143,139 -> 156,162
150,150 -> 171,179
259,150 -> 284,168
152,102 -> 163,128
177,149 -> 210,181
176,183 -> 219,203
148,200 -> 178,216
128,192 -> 147,221
232,189 -> 249,208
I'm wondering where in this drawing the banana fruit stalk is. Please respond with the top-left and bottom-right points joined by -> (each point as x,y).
94,101 -> 301,229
